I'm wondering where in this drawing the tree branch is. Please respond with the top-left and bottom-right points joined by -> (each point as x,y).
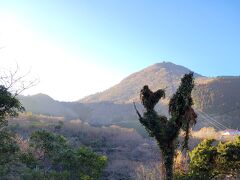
133,102 -> 142,119
0,63 -> 39,96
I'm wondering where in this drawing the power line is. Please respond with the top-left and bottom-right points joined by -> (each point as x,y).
196,110 -> 224,130
198,112 -> 224,130
198,113 -> 223,130
198,110 -> 229,129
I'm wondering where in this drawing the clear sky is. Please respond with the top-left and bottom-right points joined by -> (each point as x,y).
0,0 -> 239,101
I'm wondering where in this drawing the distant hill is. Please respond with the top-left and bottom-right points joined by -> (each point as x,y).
18,93 -> 91,120
19,62 -> 240,130
80,62 -> 202,103
18,93 -> 138,125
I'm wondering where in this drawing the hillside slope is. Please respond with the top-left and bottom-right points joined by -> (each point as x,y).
80,62 -> 202,103
193,77 -> 240,128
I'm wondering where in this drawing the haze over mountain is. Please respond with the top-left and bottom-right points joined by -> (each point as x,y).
19,62 -> 240,129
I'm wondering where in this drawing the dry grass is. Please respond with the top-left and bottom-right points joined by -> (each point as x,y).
135,162 -> 163,180
192,127 -> 221,140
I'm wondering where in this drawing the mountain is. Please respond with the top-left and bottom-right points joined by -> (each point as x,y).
18,93 -> 91,120
193,77 -> 240,128
18,93 -> 137,125
78,62 -> 240,129
194,77 -> 240,113
80,62 -> 202,104
18,62 -> 240,130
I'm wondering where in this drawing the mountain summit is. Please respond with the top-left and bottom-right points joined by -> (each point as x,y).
80,62 -> 202,103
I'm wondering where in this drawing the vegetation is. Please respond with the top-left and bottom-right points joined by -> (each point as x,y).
175,137 -> 240,179
0,129 -> 22,178
135,73 -> 197,180
1,64 -> 240,179
9,113 -> 160,179
0,85 -> 24,128
6,110 -> 240,179
22,130 -> 107,180
0,84 -> 25,178
0,84 -> 107,179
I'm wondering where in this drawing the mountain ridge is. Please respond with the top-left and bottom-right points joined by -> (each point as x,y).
18,62 -> 240,129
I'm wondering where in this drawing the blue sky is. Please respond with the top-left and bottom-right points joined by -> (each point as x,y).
0,0 -> 239,100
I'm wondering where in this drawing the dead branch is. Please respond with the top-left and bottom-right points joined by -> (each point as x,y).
0,63 -> 39,96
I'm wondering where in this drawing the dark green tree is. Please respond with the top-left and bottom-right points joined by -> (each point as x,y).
29,130 -> 107,180
216,137 -> 240,177
0,130 -> 21,177
0,84 -> 25,177
29,130 -> 68,175
187,137 -> 240,179
55,147 -> 107,180
0,80 -> 107,179
134,73 -> 197,180
188,139 -> 218,179
0,85 -> 24,129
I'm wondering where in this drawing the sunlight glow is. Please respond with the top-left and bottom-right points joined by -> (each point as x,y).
0,12 -> 123,101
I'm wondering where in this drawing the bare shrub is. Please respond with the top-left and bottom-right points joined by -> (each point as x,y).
192,127 -> 220,140
135,162 -> 163,180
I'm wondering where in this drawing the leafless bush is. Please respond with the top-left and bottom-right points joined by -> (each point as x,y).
0,63 -> 39,95
135,162 -> 164,180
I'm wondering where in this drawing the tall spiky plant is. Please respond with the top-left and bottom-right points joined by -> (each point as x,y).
134,73 -> 197,180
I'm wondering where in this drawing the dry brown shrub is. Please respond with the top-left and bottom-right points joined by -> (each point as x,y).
174,151 -> 189,176
15,134 -> 29,152
192,127 -> 221,140
135,162 -> 164,180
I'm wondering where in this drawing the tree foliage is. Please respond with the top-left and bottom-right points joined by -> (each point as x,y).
188,139 -> 218,179
188,137 -> 240,179
0,85 -> 24,128
0,81 -> 107,179
0,83 -> 25,178
27,130 -> 107,180
0,130 -> 21,177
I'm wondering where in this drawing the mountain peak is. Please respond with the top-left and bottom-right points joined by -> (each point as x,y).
152,61 -> 178,67
80,62 -> 201,103
147,61 -> 196,73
